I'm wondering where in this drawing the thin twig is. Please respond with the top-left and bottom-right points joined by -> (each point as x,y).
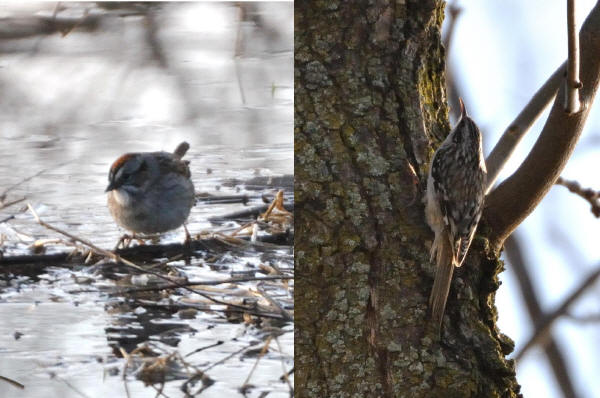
27,204 -> 255,312
151,384 -> 171,398
0,215 -> 16,223
0,161 -> 71,200
485,62 -> 565,193
184,341 -> 224,358
241,336 -> 272,387
274,337 -> 294,396
195,194 -> 250,205
202,342 -> 255,372
515,263 -> 600,360
257,282 -> 293,321
555,176 -> 600,217
120,346 -> 132,398
280,367 -> 294,382
92,275 -> 294,295
60,7 -> 90,37
175,351 -> 214,395
48,372 -> 91,398
565,312 -> 600,323
0,196 -> 26,211
565,0 -> 582,113
0,375 -> 25,389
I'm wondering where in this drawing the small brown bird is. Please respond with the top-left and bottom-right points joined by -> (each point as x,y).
106,142 -> 195,235
425,100 -> 487,332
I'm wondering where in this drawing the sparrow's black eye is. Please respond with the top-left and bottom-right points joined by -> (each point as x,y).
111,166 -> 129,184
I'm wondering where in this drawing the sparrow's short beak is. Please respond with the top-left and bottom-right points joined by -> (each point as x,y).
105,181 -> 116,192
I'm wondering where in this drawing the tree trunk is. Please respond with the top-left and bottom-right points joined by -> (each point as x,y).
295,1 -> 521,397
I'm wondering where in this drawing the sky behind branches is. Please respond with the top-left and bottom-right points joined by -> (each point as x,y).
446,1 -> 600,397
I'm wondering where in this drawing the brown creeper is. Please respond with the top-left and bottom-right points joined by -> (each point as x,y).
425,99 -> 487,331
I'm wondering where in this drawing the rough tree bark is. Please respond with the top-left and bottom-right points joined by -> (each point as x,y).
295,1 -> 520,397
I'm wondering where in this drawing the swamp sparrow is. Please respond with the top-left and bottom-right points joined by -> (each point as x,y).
106,142 -> 195,234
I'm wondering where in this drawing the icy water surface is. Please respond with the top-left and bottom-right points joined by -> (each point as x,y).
0,2 -> 293,397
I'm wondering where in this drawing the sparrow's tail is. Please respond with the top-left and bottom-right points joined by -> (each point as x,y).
174,142 -> 190,159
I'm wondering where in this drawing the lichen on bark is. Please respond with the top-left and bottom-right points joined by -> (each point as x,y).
295,1 -> 521,397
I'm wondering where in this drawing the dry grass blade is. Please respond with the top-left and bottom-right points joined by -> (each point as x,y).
256,282 -> 293,321
241,336 -> 273,390
119,346 -> 132,398
274,337 -> 294,396
260,190 -> 293,221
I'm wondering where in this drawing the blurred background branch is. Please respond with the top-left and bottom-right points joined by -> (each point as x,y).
555,176 -> 600,217
515,262 -> 600,361
504,234 -> 578,398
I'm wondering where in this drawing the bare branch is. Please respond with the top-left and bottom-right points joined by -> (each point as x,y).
555,176 -> 600,217
485,62 -> 565,193
443,1 -> 463,120
565,0 -> 583,113
142,6 -> 201,121
0,15 -> 100,39
484,2 -> 600,249
515,263 -> 600,361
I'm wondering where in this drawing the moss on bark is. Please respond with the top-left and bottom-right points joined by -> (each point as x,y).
295,1 -> 521,397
